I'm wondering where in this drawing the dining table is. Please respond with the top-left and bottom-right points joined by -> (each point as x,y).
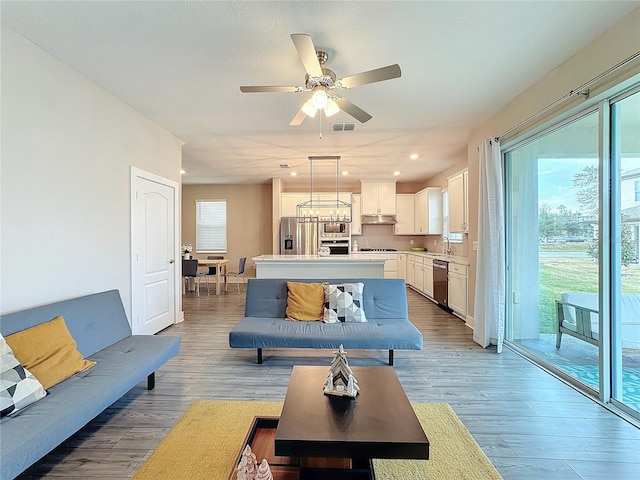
197,258 -> 229,295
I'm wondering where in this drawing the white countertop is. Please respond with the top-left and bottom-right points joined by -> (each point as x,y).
402,251 -> 470,266
353,250 -> 470,266
254,252 -> 469,265
253,254 -> 385,262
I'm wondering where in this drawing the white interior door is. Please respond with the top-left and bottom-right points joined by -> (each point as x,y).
131,168 -> 178,335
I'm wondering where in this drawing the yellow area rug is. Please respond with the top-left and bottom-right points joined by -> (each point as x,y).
133,400 -> 502,480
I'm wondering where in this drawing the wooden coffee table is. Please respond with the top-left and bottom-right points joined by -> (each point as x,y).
275,366 -> 429,464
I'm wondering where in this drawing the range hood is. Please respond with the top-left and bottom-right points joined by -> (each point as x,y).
361,214 -> 397,225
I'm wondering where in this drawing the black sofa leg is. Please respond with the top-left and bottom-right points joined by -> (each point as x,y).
147,372 -> 155,390
389,350 -> 394,366
257,348 -> 263,364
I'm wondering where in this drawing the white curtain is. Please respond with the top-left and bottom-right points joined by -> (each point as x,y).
473,138 -> 505,352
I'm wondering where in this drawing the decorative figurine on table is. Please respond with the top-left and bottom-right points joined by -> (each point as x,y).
255,459 -> 273,480
236,445 -> 273,480
236,444 -> 257,480
323,344 -> 359,398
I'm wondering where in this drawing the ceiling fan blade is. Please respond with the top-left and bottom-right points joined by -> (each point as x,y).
338,64 -> 401,89
289,109 -> 308,126
333,97 -> 372,123
291,34 -> 323,77
240,85 -> 302,93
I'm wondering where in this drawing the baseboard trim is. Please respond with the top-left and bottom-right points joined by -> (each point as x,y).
465,314 -> 474,329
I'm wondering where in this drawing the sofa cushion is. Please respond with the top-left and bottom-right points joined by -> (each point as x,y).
286,282 -> 325,321
0,335 -> 47,417
5,316 -> 96,389
229,316 -> 423,350
323,283 -> 367,323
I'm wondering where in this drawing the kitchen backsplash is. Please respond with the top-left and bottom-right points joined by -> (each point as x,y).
354,224 -> 469,257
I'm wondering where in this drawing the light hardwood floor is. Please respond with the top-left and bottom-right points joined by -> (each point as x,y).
17,286 -> 640,479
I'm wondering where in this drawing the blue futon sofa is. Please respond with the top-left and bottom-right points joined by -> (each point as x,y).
229,278 -> 423,365
0,290 -> 180,480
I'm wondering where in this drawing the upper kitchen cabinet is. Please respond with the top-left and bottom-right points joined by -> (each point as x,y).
414,187 -> 442,234
280,193 -> 308,217
315,192 -> 352,204
395,194 -> 415,235
448,169 -> 468,233
361,181 -> 396,215
351,194 -> 362,235
280,192 -> 351,219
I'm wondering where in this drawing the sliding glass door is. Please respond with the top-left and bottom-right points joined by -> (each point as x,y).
506,111 -> 602,394
611,89 -> 640,414
505,84 -> 640,417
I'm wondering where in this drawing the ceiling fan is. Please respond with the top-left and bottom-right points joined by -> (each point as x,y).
240,34 -> 401,126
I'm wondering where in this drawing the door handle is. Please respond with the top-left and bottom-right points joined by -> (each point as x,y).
169,259 -> 175,264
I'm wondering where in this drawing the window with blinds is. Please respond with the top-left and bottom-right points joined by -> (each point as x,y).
442,190 -> 463,243
195,200 -> 227,252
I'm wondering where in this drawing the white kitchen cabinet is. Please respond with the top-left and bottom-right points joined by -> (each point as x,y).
351,194 -> 362,235
422,258 -> 434,298
351,253 -> 398,278
361,181 -> 397,215
448,169 -> 468,233
406,255 -> 416,286
414,187 -> 442,234
315,192 -> 352,205
398,253 -> 407,282
448,263 -> 468,318
395,194 -> 415,235
280,192 -> 352,219
412,256 -> 424,291
383,255 -> 398,278
280,193 -> 308,217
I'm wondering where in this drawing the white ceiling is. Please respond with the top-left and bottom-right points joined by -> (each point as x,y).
2,1 -> 638,186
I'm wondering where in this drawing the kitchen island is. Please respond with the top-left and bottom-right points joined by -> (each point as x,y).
253,254 -> 385,279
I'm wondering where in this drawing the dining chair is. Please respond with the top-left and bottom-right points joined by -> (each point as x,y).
182,259 -> 208,296
223,257 -> 247,293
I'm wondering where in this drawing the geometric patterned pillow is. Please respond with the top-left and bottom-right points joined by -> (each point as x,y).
323,283 -> 367,323
1,334 -> 47,417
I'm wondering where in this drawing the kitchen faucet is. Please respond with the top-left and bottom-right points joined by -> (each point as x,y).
442,236 -> 452,255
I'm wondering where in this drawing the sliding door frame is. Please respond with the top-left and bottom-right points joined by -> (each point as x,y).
608,85 -> 640,416
503,74 -> 640,421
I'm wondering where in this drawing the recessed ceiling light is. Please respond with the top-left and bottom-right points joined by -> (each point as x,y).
342,171 -> 349,176
393,171 -> 400,176
180,169 -> 186,175
410,154 -> 419,160
290,171 -> 297,176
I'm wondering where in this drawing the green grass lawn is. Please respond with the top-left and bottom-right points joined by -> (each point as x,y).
539,244 -> 589,253
538,257 -> 640,333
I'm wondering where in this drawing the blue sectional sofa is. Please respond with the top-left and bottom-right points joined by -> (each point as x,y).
0,290 -> 180,480
229,278 -> 423,364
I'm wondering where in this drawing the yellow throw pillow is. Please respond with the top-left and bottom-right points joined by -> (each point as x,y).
5,316 -> 96,389
286,282 -> 325,321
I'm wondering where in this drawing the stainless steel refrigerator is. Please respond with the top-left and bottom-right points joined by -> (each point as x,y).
280,217 -> 318,256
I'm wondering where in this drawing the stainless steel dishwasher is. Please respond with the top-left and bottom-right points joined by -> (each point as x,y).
432,259 -> 449,307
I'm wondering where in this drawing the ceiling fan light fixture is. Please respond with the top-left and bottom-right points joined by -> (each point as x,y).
312,88 -> 328,109
324,98 -> 340,117
301,98 -> 317,117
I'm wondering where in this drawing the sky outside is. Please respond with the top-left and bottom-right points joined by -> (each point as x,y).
538,157 -> 640,212
538,158 -> 594,212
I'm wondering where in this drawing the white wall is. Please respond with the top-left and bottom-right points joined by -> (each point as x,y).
465,7 -> 640,321
0,27 -> 183,318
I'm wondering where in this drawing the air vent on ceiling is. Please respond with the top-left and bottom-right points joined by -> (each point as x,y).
279,163 -> 290,168
331,123 -> 356,132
